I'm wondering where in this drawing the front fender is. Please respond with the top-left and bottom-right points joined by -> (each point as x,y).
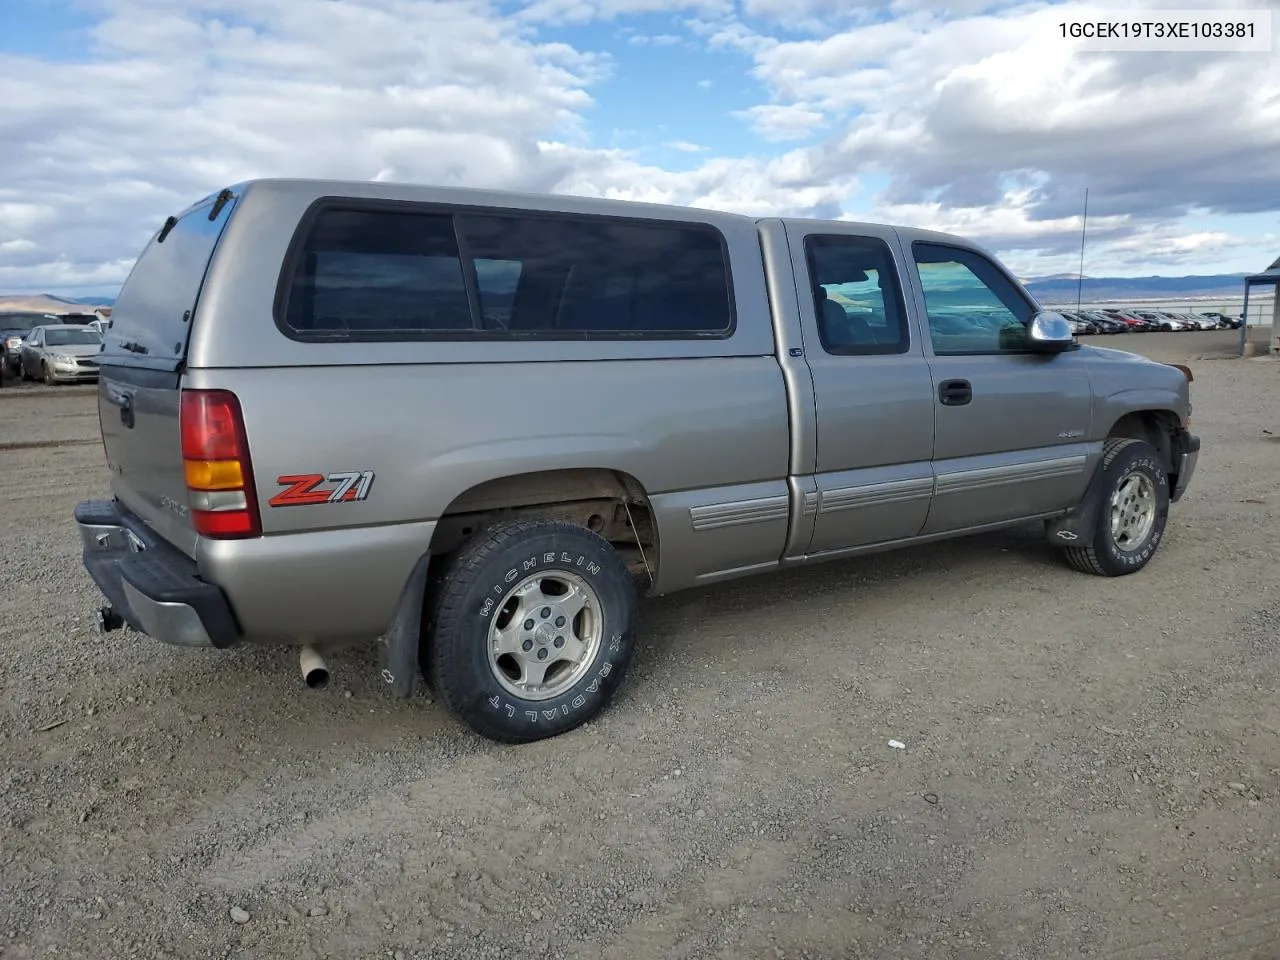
1092,389 -> 1186,438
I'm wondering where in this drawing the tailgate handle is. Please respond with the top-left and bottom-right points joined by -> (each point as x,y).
106,388 -> 135,428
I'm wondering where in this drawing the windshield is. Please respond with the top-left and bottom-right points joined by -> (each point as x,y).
44,328 -> 104,347
0,314 -> 46,334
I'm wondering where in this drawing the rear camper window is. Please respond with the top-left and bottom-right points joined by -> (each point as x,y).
104,194 -> 238,369
278,203 -> 735,340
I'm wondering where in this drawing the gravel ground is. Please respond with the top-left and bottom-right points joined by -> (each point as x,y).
3,332 -> 1280,960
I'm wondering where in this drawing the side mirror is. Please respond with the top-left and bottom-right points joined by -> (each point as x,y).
1026,311 -> 1076,353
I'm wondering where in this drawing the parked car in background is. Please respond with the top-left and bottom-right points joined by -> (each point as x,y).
1080,311 -> 1129,334
1059,311 -> 1099,336
1104,309 -> 1156,332
1176,312 -> 1217,331
57,312 -> 101,326
1199,311 -> 1241,329
1165,312 -> 1205,331
1132,313 -> 1162,332
0,312 -> 50,373
1131,310 -> 1191,332
18,324 -> 104,384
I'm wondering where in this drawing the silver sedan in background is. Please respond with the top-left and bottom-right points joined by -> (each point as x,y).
18,324 -> 104,384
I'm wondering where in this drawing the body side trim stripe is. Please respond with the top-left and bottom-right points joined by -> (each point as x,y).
819,476 -> 934,515
690,495 -> 790,531
688,452 -> 1087,531
935,455 -> 1088,495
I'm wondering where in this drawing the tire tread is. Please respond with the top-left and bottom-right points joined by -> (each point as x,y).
1062,436 -> 1156,577
426,518 -> 633,744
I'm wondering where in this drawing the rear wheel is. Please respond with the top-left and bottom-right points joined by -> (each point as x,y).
425,518 -> 638,743
1062,437 -> 1170,577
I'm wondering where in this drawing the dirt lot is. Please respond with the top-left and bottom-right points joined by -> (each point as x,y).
3,332 -> 1280,960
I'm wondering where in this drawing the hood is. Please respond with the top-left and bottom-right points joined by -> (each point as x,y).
1076,343 -> 1158,364
45,342 -> 103,358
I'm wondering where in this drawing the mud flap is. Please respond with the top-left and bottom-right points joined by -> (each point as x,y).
1044,461 -> 1107,546
376,552 -> 432,698
1169,429 -> 1200,503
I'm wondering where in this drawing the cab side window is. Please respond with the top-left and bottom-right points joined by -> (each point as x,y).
804,235 -> 910,355
912,242 -> 1036,356
278,205 -> 735,340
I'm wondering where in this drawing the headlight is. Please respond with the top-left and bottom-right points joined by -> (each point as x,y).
51,353 -> 76,365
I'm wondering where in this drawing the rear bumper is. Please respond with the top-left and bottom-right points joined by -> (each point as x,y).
74,499 -> 240,648
1171,430 -> 1200,503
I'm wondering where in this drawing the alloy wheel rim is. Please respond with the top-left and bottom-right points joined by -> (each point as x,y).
486,570 -> 604,702
1109,472 -> 1156,550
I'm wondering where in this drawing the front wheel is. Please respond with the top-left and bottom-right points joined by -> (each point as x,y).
425,518 -> 638,743
1062,437 -> 1170,577
42,363 -> 55,386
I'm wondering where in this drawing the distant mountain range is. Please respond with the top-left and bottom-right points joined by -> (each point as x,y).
0,293 -> 113,314
1021,273 -> 1255,302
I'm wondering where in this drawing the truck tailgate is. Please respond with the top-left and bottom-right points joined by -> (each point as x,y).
97,191 -> 239,559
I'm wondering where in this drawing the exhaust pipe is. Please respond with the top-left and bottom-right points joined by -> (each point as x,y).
299,645 -> 330,689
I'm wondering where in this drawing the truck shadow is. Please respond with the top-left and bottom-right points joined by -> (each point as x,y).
183,521 -> 1068,741
636,521 -> 1067,644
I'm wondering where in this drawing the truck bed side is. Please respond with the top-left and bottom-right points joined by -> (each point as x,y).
179,181 -> 798,642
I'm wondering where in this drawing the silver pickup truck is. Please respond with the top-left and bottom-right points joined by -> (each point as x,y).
74,178 -> 1200,743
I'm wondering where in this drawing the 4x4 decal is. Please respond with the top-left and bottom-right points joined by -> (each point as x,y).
269,471 -> 375,507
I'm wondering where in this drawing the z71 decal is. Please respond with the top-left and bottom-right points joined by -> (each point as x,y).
269,471 -> 375,507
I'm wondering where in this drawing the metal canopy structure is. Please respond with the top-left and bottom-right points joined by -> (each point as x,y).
1239,254 -> 1280,356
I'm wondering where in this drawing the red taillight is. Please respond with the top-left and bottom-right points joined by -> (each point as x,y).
179,389 -> 261,539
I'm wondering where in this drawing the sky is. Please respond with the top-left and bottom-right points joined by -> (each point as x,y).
0,0 -> 1277,298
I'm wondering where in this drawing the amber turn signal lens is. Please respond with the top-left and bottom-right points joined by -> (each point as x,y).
184,458 -> 245,491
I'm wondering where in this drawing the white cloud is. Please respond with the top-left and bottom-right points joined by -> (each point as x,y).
0,238 -> 39,256
627,32 -> 686,45
739,0 -> 1280,258
734,103 -> 826,141
538,141 -> 855,217
685,14 -> 779,55
2,0 -> 1277,294
665,140 -> 708,152
0,0 -> 852,294
1099,226 -> 1259,270
0,202 -> 58,235
517,0 -> 729,25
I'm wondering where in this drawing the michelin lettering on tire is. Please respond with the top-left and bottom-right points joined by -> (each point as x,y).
479,552 -> 603,619
427,518 -> 637,744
